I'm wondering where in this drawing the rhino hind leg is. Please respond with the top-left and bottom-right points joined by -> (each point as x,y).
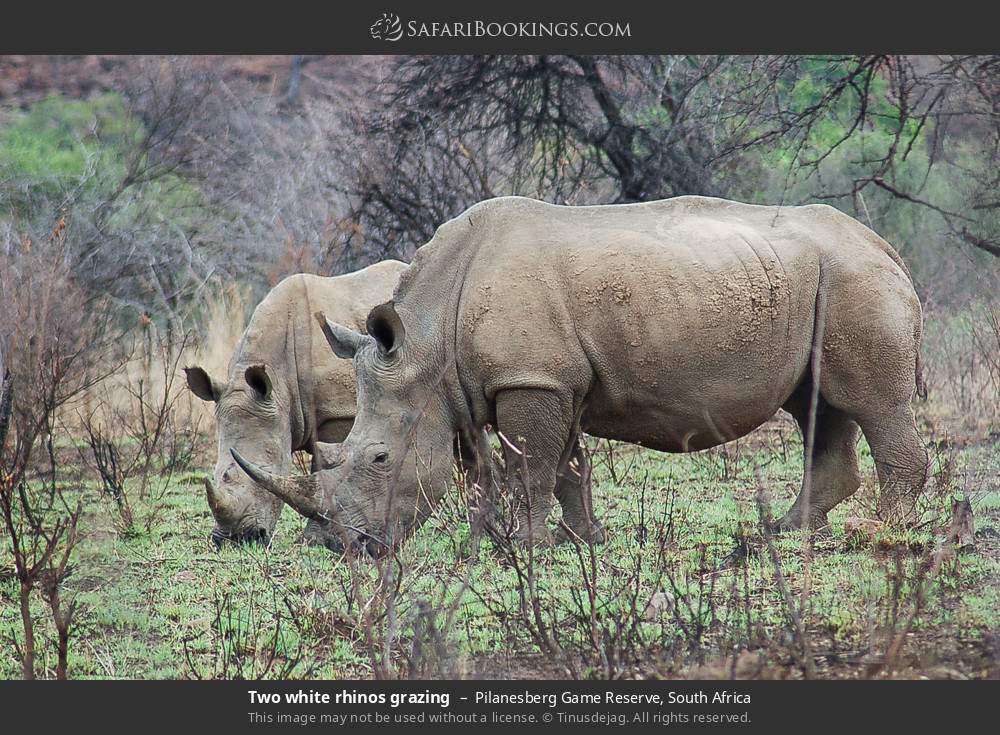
776,386 -> 862,531
855,405 -> 927,526
804,288 -> 927,526
552,437 -> 607,545
495,388 -> 577,546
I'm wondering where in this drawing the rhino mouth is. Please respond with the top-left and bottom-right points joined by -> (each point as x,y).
350,532 -> 389,559
210,525 -> 271,549
228,448 -> 393,558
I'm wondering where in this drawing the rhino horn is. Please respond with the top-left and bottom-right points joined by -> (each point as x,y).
202,476 -> 232,516
230,448 -> 324,520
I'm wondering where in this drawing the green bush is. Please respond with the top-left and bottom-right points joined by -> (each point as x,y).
0,95 -> 134,213
0,93 -> 199,224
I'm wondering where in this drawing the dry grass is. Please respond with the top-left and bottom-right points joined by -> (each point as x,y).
920,300 -> 1000,438
64,283 -> 250,463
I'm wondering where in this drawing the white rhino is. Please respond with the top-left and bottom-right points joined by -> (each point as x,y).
185,260 -> 407,546
233,196 -> 928,554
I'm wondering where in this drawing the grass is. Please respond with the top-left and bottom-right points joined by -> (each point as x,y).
1,416 -> 998,680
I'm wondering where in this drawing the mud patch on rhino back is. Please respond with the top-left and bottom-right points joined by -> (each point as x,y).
464,284 -> 494,335
577,272 -> 634,308
702,236 -> 787,361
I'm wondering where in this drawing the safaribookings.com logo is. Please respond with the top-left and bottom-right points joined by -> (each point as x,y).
370,13 -> 404,41
369,13 -> 631,42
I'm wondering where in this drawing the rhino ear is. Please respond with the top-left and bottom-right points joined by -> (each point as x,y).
245,364 -> 273,401
184,366 -> 223,402
316,312 -> 366,359
367,301 -> 405,357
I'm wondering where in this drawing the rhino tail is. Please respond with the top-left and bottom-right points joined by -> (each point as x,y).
913,293 -> 928,402
915,350 -> 928,401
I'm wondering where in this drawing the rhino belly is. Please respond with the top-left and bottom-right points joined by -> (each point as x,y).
566,236 -> 816,453
577,317 -> 810,453
581,384 -> 789,453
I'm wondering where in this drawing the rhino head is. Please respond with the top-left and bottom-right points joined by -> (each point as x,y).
185,363 -> 291,547
230,304 -> 457,557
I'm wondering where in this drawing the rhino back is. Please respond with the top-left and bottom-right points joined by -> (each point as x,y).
231,261 -> 407,445
432,197 -> 915,451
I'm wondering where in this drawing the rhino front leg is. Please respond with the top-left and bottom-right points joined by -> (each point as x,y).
495,388 -> 575,546
553,436 -> 607,545
299,444 -> 346,552
455,429 -> 503,545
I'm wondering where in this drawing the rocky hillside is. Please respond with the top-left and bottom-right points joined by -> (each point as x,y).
0,54 -> 382,107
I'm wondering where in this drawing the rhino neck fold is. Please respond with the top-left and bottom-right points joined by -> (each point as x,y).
394,209 -> 489,440
231,300 -> 311,454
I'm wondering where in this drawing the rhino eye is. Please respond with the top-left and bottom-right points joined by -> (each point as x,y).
373,451 -> 389,465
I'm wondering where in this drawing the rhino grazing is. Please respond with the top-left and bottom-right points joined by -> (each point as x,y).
233,196 -> 928,554
185,260 -> 407,547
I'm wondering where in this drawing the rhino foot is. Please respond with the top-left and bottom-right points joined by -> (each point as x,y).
875,493 -> 920,528
554,521 -> 607,546
513,527 -> 556,548
772,508 -> 830,533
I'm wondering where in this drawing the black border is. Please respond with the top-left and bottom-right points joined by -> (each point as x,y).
1,3 -> 999,54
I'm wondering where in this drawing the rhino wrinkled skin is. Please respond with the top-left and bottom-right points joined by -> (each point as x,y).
234,196 -> 928,553
185,260 -> 407,546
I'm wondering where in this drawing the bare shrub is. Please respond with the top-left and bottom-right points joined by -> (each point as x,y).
921,303 -> 1000,431
753,478 -> 818,679
0,458 -> 84,680
76,334 -> 202,538
183,587 -> 313,680
0,217 -> 126,679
